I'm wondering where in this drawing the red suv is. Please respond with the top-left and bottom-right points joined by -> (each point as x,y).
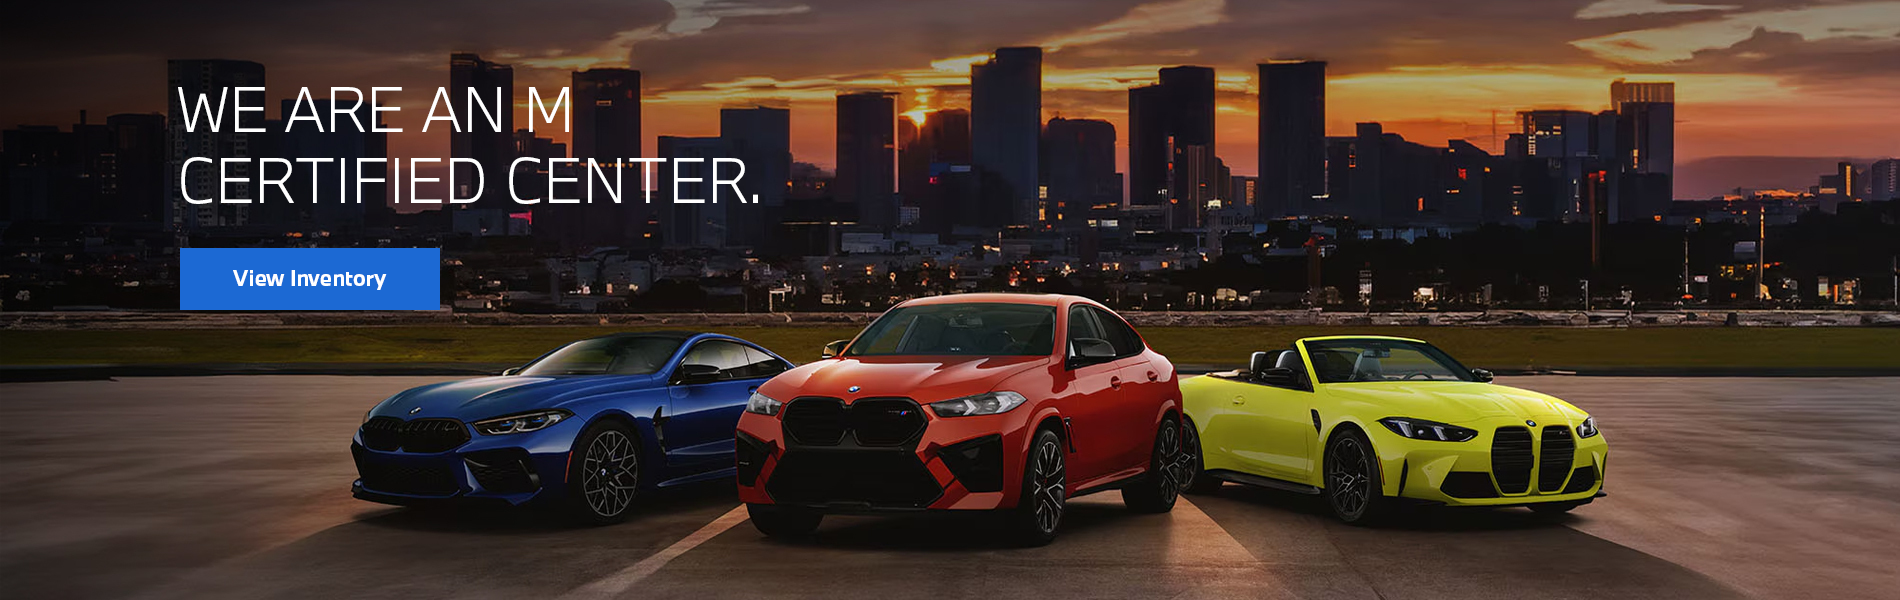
734,293 -> 1187,545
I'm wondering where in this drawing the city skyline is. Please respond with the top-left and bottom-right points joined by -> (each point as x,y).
5,0 -> 1898,201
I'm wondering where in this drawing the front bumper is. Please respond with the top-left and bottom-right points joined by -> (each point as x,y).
735,397 -> 1035,513
1372,417 -> 1609,507
349,417 -> 580,507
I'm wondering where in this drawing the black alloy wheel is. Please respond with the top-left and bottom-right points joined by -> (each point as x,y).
1325,429 -> 1387,525
566,420 -> 640,524
1010,429 -> 1066,547
1126,418 -> 1186,513
1181,417 -> 1222,494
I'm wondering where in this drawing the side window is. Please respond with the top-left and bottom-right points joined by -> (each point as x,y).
1065,305 -> 1105,356
740,345 -> 787,379
1090,307 -> 1145,358
681,340 -> 751,380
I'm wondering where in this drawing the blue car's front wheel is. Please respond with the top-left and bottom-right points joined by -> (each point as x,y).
566,420 -> 641,524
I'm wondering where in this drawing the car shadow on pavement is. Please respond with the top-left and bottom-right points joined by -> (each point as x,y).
349,479 -> 740,533
1201,482 -> 1584,531
758,494 -> 1165,552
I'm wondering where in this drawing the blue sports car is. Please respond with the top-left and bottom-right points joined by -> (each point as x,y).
351,331 -> 791,522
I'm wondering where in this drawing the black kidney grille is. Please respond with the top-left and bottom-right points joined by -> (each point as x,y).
360,417 -> 405,451
783,398 -> 848,445
848,399 -> 927,447
1538,425 -> 1576,492
1491,427 -> 1534,494
358,417 -> 471,453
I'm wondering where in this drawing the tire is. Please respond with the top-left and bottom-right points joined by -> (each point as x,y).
1529,501 -> 1584,515
747,503 -> 822,537
563,419 -> 642,525
1123,417 -> 1186,513
1323,427 -> 1389,525
1180,416 -> 1223,495
1007,429 -> 1067,547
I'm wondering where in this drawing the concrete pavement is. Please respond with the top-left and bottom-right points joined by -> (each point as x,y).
0,376 -> 1893,599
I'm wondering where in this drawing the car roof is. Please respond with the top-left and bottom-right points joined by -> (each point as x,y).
896,293 -> 1083,308
1298,334 -> 1431,345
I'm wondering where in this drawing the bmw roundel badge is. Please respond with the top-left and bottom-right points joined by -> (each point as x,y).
848,385 -> 861,393
1525,419 -> 1536,427
410,407 -> 422,415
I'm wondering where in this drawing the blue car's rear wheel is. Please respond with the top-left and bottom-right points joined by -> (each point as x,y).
565,420 -> 640,524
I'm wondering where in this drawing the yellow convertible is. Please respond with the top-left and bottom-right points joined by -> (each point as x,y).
1180,336 -> 1606,523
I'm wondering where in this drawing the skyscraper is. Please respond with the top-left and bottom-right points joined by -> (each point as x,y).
657,136 -> 732,248
1128,66 -> 1216,230
275,99 -> 388,231
556,68 -> 644,250
448,53 -> 513,227
900,109 -> 975,234
971,47 -> 1042,227
1519,109 -> 1600,221
1611,79 -> 1674,220
721,105 -> 791,243
1871,159 -> 1899,201
166,59 -> 265,232
835,91 -> 897,229
1258,61 -> 1327,220
1041,117 -> 1118,229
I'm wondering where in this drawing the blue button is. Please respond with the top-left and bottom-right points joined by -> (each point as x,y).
181,248 -> 440,310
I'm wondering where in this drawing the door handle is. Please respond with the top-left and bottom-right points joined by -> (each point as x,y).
748,385 -> 759,392
1232,395 -> 1245,405
1146,370 -> 1159,382
1109,376 -> 1123,389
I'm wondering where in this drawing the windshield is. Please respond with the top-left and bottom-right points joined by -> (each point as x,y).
845,303 -> 1057,357
1302,339 -> 1473,383
517,336 -> 685,376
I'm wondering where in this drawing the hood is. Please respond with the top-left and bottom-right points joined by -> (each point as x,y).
376,374 -> 663,420
1321,381 -> 1585,425
760,355 -> 1051,403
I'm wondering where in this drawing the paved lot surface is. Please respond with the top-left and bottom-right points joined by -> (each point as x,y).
1,376 -> 1895,599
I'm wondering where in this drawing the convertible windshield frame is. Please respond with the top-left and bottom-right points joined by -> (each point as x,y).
516,335 -> 687,376
843,302 -> 1058,358
1299,338 -> 1476,384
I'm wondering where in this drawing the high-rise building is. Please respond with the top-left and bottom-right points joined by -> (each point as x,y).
449,53 -> 514,227
657,136 -> 732,248
1871,159 -> 1900,201
1128,66 -> 1216,230
572,69 -> 640,161
971,47 -> 1042,227
548,68 -> 645,249
899,109 -> 976,234
275,99 -> 388,231
835,91 -> 897,229
721,105 -> 791,243
166,59 -> 265,232
1518,109 -> 1601,221
1041,117 -> 1118,229
1258,61 -> 1327,220
1610,79 -> 1674,220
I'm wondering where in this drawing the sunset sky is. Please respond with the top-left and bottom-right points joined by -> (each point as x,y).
4,0 -> 1898,198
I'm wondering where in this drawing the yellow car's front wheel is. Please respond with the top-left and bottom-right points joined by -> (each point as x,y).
1325,429 -> 1391,524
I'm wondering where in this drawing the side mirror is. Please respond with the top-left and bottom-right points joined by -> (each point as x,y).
1470,368 -> 1494,383
1258,367 -> 1300,388
500,367 -> 521,376
674,363 -> 721,385
821,339 -> 851,359
1067,338 -> 1116,368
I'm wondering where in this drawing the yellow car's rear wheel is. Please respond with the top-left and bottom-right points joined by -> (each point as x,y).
1324,428 -> 1390,525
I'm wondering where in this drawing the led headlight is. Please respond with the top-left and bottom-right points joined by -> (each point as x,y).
745,392 -> 783,416
929,391 -> 1028,418
1576,416 -> 1599,438
1378,417 -> 1478,442
472,409 -> 571,435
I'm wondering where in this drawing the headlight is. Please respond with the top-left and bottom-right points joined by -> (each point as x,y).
745,392 -> 783,416
1378,417 -> 1477,442
1576,416 -> 1599,438
929,391 -> 1028,418
472,409 -> 571,435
